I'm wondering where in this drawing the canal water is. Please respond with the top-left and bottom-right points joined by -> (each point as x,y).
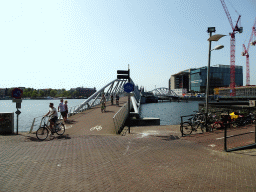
0,99 -> 201,132
0,99 -> 85,132
139,101 -> 201,125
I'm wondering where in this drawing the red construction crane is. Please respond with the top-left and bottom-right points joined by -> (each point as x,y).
250,21 -> 256,46
220,0 -> 243,96
242,18 -> 256,86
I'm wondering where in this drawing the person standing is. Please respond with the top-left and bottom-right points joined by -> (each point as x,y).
58,99 -> 66,121
64,100 -> 68,122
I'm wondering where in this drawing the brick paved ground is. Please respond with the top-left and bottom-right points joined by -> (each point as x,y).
1,105 -> 256,191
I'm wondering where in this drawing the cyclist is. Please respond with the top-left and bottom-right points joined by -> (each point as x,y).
44,103 -> 58,132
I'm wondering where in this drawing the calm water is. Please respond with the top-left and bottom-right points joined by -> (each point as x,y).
139,101 -> 201,125
0,99 -> 201,132
0,99 -> 85,132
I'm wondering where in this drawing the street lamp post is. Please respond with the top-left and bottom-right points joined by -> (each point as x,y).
206,27 -> 225,130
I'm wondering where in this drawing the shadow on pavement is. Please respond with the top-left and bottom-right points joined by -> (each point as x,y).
231,145 -> 256,156
25,134 -> 71,142
155,135 -> 180,141
65,120 -> 77,124
103,110 -> 115,113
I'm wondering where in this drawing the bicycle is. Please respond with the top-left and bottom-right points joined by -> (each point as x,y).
211,114 -> 231,131
101,102 -> 106,113
36,116 -> 65,141
180,112 -> 206,136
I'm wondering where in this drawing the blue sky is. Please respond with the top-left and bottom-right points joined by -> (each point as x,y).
1,0 -> 256,91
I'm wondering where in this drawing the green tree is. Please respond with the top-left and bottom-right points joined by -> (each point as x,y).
63,90 -> 70,97
72,90 -> 79,97
31,90 -> 38,98
39,90 -> 45,97
50,90 -> 57,97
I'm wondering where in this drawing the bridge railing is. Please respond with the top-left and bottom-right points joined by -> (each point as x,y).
151,87 -> 179,97
73,79 -> 128,113
113,100 -> 132,134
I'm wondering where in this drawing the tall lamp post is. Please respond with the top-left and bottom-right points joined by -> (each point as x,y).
206,27 -> 225,128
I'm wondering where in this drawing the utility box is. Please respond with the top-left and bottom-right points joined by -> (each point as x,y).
0,113 -> 14,134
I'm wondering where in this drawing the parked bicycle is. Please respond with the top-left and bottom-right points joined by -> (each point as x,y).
232,113 -> 254,127
36,116 -> 65,141
180,111 -> 207,136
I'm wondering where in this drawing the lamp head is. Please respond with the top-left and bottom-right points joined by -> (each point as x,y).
211,45 -> 224,51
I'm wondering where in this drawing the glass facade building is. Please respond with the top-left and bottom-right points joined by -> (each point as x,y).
169,65 -> 243,94
190,65 -> 243,93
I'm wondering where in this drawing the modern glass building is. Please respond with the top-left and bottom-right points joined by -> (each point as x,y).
169,64 -> 243,94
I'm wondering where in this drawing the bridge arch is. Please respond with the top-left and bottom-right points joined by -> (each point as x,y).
72,78 -> 141,114
150,87 -> 178,97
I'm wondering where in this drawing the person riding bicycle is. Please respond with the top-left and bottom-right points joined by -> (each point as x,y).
44,103 -> 58,132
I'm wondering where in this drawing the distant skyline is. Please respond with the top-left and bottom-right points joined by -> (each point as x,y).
1,0 -> 256,91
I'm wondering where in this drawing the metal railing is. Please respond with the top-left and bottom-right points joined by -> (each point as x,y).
29,113 -> 65,133
73,78 -> 141,114
29,116 -> 50,133
113,101 -> 131,134
73,79 -> 127,113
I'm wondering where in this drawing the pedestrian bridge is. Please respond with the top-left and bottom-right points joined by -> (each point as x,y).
71,78 -> 141,115
150,87 -> 179,100
67,78 -> 141,133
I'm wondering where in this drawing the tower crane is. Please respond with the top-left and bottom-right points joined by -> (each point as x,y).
242,18 -> 256,86
220,0 -> 243,96
250,22 -> 256,46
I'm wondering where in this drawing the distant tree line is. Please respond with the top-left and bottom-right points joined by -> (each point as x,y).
5,88 -> 80,98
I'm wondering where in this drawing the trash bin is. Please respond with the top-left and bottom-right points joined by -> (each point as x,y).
0,113 -> 14,134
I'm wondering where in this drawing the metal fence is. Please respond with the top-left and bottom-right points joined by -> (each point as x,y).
29,112 -> 66,133
113,102 -> 130,134
29,116 -> 50,133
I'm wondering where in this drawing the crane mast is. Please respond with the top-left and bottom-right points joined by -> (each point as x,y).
220,0 -> 242,96
242,18 -> 256,86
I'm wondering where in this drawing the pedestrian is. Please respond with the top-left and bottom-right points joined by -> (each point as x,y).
100,94 -> 106,112
64,100 -> 68,123
111,94 -> 114,105
116,94 -> 119,106
58,99 -> 66,121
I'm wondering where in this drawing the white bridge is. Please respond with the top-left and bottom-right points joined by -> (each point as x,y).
71,78 -> 141,117
150,87 -> 179,100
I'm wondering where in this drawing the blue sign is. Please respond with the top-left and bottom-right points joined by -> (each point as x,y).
124,83 -> 134,93
12,88 -> 23,99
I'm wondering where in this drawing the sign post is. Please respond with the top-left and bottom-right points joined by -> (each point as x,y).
12,88 -> 23,135
117,66 -> 132,133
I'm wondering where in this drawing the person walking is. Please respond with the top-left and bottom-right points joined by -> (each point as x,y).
58,99 -> 66,121
100,94 -> 106,112
64,100 -> 68,123
111,94 -> 114,105
116,94 -> 119,106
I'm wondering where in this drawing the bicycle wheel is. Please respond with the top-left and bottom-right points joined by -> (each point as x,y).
36,127 -> 49,141
55,123 -> 65,135
181,122 -> 192,136
200,122 -> 207,133
211,122 -> 221,131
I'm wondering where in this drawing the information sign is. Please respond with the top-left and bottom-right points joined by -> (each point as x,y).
124,83 -> 134,93
12,88 -> 23,99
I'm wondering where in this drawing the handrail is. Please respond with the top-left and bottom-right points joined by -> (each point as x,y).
29,115 -> 50,133
113,101 -> 131,134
